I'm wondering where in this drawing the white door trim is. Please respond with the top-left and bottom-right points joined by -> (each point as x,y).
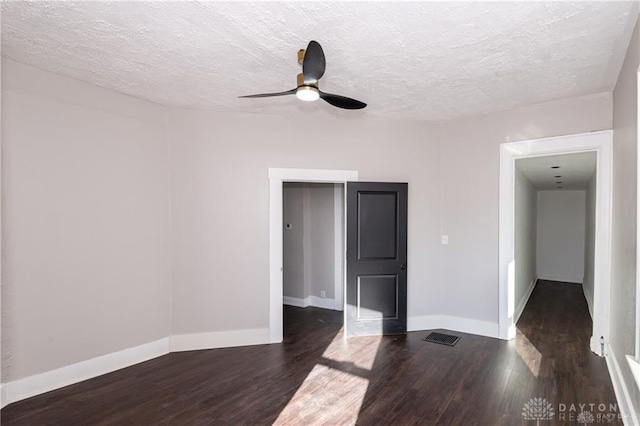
498,130 -> 612,355
268,168 -> 358,343
636,68 -> 640,361
334,184 -> 345,311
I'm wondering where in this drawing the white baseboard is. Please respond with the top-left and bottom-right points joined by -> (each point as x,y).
0,312 -> 497,407
169,328 -> 270,352
309,296 -> 336,310
2,329 -> 270,407
2,338 -> 169,408
408,314 -> 499,339
536,273 -> 582,284
283,296 -> 309,308
606,344 -> 639,426
583,283 -> 594,319
626,355 -> 640,394
283,296 -> 337,311
514,278 -> 537,324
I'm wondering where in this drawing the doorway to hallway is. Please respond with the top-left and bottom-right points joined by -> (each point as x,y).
499,131 -> 612,356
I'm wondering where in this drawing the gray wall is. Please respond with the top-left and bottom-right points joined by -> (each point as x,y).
307,184 -> 338,300
1,60 -> 172,381
611,12 -> 640,410
283,183 -> 339,304
514,170 -> 537,319
536,190 -> 586,284
583,175 -> 597,317
438,93 -> 611,324
283,184 -> 305,300
168,110 -> 443,334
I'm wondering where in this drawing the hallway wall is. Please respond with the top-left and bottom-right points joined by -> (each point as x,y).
583,174 -> 597,317
283,184 -> 306,300
536,190 -> 586,284
307,184 -> 339,302
514,170 -> 537,320
283,183 -> 340,308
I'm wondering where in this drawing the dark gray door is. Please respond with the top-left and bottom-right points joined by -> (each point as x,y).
346,182 -> 408,336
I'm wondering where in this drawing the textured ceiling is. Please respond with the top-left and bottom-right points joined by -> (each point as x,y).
1,2 -> 638,121
516,152 -> 597,190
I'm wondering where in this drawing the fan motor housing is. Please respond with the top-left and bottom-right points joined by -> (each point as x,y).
297,73 -> 317,88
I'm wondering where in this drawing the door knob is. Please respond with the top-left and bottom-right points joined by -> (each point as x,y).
400,264 -> 406,270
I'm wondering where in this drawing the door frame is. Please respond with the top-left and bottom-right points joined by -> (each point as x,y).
268,168 -> 358,343
498,130 -> 612,355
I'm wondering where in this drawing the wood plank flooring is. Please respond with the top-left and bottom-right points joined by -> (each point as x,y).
2,280 -> 621,425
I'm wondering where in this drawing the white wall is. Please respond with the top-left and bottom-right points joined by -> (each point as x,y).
283,183 -> 339,306
536,190 -> 586,284
1,60 -> 172,381
610,10 -> 640,414
583,174 -> 596,317
168,111 -> 443,335
514,170 -> 537,321
439,93 -> 612,324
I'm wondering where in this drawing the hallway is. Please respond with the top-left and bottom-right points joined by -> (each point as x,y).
514,280 -> 619,424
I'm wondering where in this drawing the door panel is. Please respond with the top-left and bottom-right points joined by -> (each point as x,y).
357,275 -> 398,319
357,192 -> 398,260
346,182 -> 408,336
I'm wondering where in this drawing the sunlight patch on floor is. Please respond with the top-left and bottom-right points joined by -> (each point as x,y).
273,364 -> 370,425
320,327 -> 382,371
515,329 -> 542,377
273,327 -> 382,424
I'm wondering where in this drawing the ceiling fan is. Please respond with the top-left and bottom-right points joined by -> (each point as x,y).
239,41 -> 367,110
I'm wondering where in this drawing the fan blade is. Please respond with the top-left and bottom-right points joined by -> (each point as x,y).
303,41 -> 326,84
239,89 -> 296,98
319,91 -> 367,110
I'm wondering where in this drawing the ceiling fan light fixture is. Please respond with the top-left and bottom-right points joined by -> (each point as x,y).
239,41 -> 366,109
296,86 -> 319,102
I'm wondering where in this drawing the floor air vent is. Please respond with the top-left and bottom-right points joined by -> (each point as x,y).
424,332 -> 460,346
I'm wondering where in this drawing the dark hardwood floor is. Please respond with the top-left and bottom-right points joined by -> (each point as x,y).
2,280 -> 621,425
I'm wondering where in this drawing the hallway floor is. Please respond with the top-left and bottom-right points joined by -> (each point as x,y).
2,281 -> 620,425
